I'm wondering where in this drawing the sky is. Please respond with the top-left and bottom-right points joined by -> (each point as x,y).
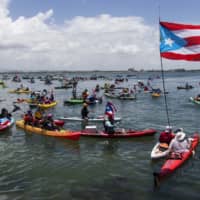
1,0 -> 200,71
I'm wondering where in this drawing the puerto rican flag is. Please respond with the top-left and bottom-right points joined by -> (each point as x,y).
160,21 -> 200,61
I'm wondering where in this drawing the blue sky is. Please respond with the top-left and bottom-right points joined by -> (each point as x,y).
0,0 -> 200,71
9,0 -> 200,24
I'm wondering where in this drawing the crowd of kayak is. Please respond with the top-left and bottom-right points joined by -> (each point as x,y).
0,73 -> 199,188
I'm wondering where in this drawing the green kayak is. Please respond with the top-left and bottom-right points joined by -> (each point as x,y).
190,97 -> 200,105
64,98 -> 84,105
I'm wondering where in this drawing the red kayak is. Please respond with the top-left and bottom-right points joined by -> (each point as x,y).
0,117 -> 15,131
154,134 -> 199,186
79,127 -> 157,138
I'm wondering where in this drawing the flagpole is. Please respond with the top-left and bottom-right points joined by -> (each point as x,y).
159,17 -> 171,127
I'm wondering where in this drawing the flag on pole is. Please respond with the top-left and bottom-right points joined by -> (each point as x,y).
160,21 -> 200,61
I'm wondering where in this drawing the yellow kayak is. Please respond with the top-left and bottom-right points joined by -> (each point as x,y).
152,93 -> 161,97
9,89 -> 31,94
38,101 -> 57,109
16,120 -> 80,140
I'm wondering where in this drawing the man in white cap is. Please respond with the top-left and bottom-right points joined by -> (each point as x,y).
168,129 -> 191,153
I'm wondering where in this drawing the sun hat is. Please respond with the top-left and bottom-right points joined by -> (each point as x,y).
175,131 -> 186,141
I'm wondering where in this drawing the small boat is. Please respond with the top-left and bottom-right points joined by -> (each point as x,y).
104,92 -> 118,99
189,97 -> 200,105
64,98 -> 84,105
64,97 -> 102,105
0,117 -> 15,131
9,89 -> 31,94
78,126 -> 156,138
16,120 -> 80,140
151,142 -> 170,159
58,116 -> 121,122
38,101 -> 57,109
153,134 -> 199,186
54,85 -> 72,89
177,85 -> 193,90
104,92 -> 136,100
152,92 -> 161,97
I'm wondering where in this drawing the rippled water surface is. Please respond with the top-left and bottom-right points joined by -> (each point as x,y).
0,71 -> 200,200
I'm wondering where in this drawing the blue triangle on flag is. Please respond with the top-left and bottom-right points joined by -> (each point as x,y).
160,25 -> 187,53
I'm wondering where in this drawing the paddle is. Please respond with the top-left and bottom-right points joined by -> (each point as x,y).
12,104 -> 21,113
153,172 -> 160,188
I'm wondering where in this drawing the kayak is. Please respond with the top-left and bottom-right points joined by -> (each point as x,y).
58,116 -> 121,122
38,101 -> 57,109
189,97 -> 200,105
54,85 -> 72,89
177,85 -> 193,90
64,98 -> 84,104
16,120 -> 80,140
0,117 -> 15,131
9,89 -> 31,94
79,126 -> 156,138
104,92 -> 136,100
153,134 -> 199,185
64,98 -> 102,105
151,142 -> 170,159
152,93 -> 161,97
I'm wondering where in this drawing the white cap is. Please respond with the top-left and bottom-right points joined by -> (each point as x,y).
165,125 -> 172,130
175,131 -> 186,141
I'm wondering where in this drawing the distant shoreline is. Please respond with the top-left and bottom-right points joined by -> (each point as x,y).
0,69 -> 200,74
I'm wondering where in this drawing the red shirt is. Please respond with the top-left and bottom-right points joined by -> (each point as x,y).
159,131 -> 175,144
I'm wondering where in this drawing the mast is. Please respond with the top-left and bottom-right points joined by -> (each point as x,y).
159,16 -> 171,126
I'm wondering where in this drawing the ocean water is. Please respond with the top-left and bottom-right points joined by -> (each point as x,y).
0,71 -> 200,200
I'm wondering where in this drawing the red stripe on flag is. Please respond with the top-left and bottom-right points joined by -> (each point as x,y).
161,52 -> 200,61
185,36 -> 200,46
160,21 -> 200,31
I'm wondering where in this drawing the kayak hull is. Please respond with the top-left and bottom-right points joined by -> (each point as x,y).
79,128 -> 157,138
16,120 -> 80,140
104,92 -> 136,100
38,101 -> 57,109
9,90 -> 31,94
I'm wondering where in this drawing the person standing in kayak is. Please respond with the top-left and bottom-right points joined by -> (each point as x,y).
81,103 -> 89,120
81,103 -> 89,130
104,101 -> 117,124
103,115 -> 115,134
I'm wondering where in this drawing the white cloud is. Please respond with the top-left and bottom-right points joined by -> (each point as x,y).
0,1 -> 195,71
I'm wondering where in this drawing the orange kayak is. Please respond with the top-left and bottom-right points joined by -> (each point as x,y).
16,120 -> 80,140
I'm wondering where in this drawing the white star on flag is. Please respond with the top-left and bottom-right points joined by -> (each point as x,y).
164,38 -> 174,47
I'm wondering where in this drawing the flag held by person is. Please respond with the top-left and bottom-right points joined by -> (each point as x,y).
160,21 -> 200,61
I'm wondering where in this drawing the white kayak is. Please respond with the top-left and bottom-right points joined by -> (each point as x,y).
150,142 -> 170,159
58,116 -> 121,122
